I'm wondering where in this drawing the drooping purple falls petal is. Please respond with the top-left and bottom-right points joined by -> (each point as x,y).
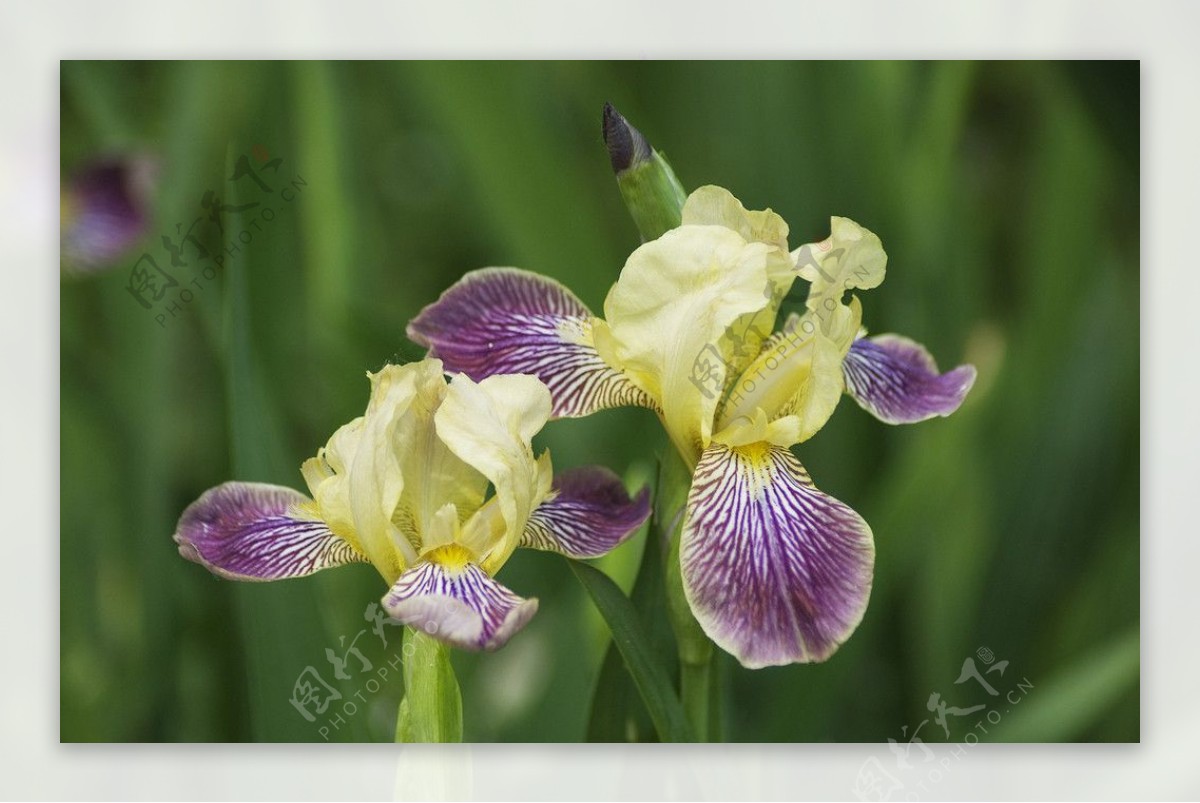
174,482 -> 365,581
407,267 -> 655,418
383,553 -> 538,651
520,466 -> 650,558
842,334 -> 976,425
680,443 -> 874,668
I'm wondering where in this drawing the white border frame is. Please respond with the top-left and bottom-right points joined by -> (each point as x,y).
9,0 -> 1193,798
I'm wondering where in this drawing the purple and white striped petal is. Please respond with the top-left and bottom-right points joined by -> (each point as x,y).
174,482 -> 365,581
681,443 -> 874,668
407,268 -> 654,418
383,553 -> 538,651
842,334 -> 976,425
520,466 -> 650,558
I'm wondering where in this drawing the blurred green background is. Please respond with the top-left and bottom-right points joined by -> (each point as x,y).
60,61 -> 1139,743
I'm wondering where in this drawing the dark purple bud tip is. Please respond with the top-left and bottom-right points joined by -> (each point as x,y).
602,102 -> 653,174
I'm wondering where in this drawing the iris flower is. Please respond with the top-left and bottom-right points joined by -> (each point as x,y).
174,358 -> 649,651
407,186 -> 975,667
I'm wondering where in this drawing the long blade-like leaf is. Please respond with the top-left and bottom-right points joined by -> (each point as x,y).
988,628 -> 1139,742
568,559 -> 693,743
585,526 -> 677,741
585,458 -> 679,742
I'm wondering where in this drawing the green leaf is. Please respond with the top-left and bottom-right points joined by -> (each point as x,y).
584,523 -> 677,742
292,61 -> 356,365
585,453 -> 691,744
568,559 -> 693,743
585,458 -> 678,742
585,638 -> 650,743
988,627 -> 1139,742
395,628 -> 463,743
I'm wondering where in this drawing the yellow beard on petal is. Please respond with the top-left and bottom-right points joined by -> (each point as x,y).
424,542 -> 476,574
736,440 -> 771,466
726,441 -> 778,503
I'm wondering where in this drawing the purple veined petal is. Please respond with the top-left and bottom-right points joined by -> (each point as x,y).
842,334 -> 977,425
680,443 -> 875,668
383,549 -> 538,651
520,466 -> 651,558
407,267 -> 654,418
174,482 -> 366,581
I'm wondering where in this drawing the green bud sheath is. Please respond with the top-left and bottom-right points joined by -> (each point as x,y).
395,628 -> 463,743
602,103 -> 688,242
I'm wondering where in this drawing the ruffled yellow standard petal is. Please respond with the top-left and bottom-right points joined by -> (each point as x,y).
434,373 -> 553,574
682,186 -> 798,382
712,215 -> 885,450
345,363 -> 423,582
792,216 -> 887,315
391,362 -> 489,548
603,223 -> 794,466
300,360 -> 478,583
300,416 -> 365,552
682,185 -> 791,254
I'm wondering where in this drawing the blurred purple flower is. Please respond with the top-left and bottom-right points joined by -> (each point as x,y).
61,154 -> 158,274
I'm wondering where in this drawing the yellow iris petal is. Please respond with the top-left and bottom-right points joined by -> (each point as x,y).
301,416 -> 365,553
603,224 -> 793,465
792,216 -> 886,318
346,363 -> 423,582
392,362 -> 488,543
681,185 -> 800,382
296,358 -> 559,585
419,502 -> 463,556
717,297 -> 862,446
435,373 -> 552,573
682,184 -> 791,255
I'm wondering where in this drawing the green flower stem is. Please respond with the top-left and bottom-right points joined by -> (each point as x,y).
395,628 -> 463,743
663,503 -> 715,742
679,653 -> 712,742
660,449 -> 716,742
602,103 -> 688,242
